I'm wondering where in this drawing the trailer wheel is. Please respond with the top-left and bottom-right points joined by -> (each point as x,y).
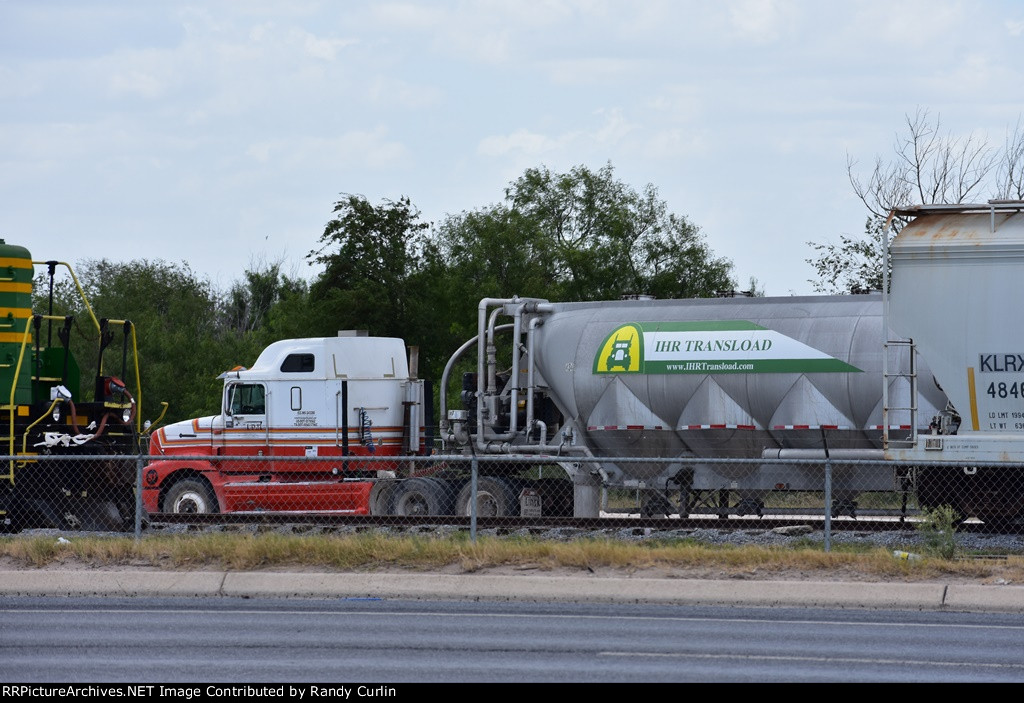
163,479 -> 218,514
532,478 -> 574,517
392,478 -> 456,516
455,477 -> 519,517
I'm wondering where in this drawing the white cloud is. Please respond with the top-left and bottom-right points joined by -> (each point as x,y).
726,0 -> 799,44
370,3 -> 445,29
848,0 -> 963,49
543,57 -> 650,85
646,86 -> 706,124
477,129 -> 567,157
641,128 -> 711,160
246,129 -> 410,171
592,107 -> 635,144
108,68 -> 165,98
476,108 -> 639,163
293,30 -> 356,61
366,76 -> 442,109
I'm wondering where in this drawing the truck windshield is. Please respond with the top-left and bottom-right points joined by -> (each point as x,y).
228,384 -> 266,415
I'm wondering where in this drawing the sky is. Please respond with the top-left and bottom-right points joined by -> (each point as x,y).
3,0 -> 1023,297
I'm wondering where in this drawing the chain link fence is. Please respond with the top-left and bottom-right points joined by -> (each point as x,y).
4,453 -> 1024,547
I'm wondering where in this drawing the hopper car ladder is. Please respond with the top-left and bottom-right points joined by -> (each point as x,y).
882,338 -> 918,450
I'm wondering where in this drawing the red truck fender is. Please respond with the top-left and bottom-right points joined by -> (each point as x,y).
142,459 -> 222,514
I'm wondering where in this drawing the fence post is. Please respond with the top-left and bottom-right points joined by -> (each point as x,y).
823,458 -> 832,553
135,449 -> 144,540
470,456 -> 478,544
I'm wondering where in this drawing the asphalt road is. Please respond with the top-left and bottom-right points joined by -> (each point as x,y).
3,596 -> 1024,683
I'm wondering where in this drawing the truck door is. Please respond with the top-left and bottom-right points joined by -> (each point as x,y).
217,382 -> 270,459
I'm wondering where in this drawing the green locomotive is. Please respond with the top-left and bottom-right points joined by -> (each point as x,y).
0,240 -> 142,531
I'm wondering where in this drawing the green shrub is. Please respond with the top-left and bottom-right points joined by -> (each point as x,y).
916,505 -> 960,559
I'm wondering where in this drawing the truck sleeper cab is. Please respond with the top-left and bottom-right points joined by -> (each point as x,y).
143,333 -> 425,515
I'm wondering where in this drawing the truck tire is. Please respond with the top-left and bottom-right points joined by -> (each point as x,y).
392,478 -> 456,516
455,477 -> 519,517
369,479 -> 399,515
162,478 -> 218,514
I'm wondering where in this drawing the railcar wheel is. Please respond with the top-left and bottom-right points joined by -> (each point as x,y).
455,477 -> 519,517
162,479 -> 218,514
977,513 -> 1024,532
392,478 -> 456,516
640,491 -> 676,518
915,467 -> 968,523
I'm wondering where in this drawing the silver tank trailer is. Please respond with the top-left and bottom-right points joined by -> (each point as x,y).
526,294 -> 946,493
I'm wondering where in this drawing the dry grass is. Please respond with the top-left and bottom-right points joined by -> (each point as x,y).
2,532 -> 1023,583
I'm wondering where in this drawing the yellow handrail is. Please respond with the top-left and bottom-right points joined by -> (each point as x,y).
144,402 -> 170,436
102,318 -> 143,433
7,321 -> 32,482
32,260 -> 100,334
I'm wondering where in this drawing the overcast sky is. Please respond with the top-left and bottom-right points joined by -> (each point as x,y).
3,0 -> 1022,297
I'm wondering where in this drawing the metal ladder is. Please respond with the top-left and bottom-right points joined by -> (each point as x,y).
882,338 -> 918,449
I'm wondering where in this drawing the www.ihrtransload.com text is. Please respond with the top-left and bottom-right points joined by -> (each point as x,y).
3,687 -> 397,699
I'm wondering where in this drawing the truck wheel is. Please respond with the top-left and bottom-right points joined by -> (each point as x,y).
455,477 -> 518,517
392,478 -> 455,516
369,479 -> 399,515
162,479 -> 218,514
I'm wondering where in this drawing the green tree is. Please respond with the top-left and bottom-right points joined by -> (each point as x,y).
505,163 -> 734,300
805,216 -> 894,294
36,259 -> 262,425
437,163 -> 734,303
307,194 -> 431,340
306,167 -> 734,387
426,163 -> 735,369
225,259 -> 311,350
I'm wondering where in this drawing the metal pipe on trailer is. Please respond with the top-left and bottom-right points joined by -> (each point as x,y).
439,324 -> 513,436
525,316 -> 545,444
474,297 -> 552,452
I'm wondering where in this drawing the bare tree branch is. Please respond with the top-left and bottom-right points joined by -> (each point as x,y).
823,110 -> 1019,293
997,118 -> 1024,200
849,108 -> 998,219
